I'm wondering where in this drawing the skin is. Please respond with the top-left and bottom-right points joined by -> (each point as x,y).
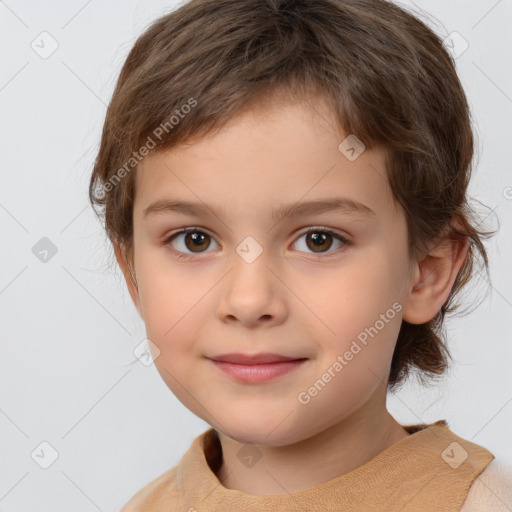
115,90 -> 469,495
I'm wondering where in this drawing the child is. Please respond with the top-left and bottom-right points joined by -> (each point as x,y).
89,0 -> 512,510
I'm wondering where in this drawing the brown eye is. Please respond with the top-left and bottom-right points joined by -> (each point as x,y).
164,228 -> 219,258
163,226 -> 350,261
183,231 -> 211,252
305,231 -> 333,253
292,228 -> 350,256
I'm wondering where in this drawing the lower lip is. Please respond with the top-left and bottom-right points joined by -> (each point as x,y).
209,359 -> 307,383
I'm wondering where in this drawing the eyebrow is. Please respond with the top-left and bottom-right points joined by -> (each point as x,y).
142,197 -> 377,222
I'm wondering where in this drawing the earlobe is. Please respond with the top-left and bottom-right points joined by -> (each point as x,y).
114,243 -> 143,319
402,235 -> 470,325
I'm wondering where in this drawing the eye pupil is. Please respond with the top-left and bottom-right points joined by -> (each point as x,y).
186,232 -> 210,251
307,232 -> 332,252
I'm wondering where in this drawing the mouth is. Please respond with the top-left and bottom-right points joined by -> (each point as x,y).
208,352 -> 307,364
206,353 -> 309,383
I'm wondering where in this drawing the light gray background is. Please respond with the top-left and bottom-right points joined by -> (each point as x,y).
0,1 -> 511,510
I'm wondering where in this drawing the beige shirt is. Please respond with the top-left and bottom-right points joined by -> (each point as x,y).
120,419 -> 510,511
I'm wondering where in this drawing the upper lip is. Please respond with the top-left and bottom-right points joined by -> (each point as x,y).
208,353 -> 307,365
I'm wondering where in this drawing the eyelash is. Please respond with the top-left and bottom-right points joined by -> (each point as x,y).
161,226 -> 351,261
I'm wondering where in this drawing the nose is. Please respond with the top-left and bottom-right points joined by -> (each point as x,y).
214,248 -> 288,328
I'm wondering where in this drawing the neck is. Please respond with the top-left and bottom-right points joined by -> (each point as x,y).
215,391 -> 410,495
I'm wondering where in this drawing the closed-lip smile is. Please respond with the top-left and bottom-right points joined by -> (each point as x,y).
207,353 -> 307,365
206,353 -> 309,383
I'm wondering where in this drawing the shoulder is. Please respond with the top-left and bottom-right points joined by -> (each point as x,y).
120,466 -> 180,512
460,457 -> 512,512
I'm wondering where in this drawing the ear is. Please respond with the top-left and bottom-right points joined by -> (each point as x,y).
402,231 -> 470,325
114,243 -> 143,319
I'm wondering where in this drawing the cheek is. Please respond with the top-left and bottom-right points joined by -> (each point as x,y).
135,253 -> 202,349
139,268 -> 209,401
296,251 -> 403,344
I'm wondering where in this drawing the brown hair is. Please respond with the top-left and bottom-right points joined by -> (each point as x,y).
89,0 -> 496,391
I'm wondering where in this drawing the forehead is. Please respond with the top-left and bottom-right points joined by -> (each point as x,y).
134,98 -> 397,225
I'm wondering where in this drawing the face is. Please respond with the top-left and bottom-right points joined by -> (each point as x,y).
122,93 -> 417,446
